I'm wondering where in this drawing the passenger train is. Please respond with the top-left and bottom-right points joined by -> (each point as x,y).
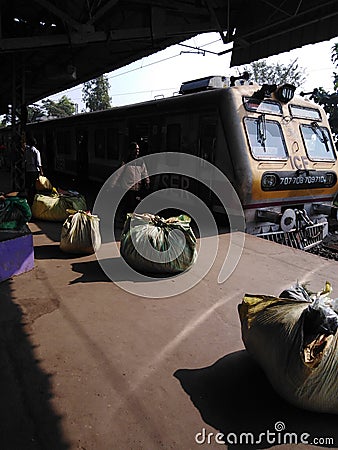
1,74 -> 338,249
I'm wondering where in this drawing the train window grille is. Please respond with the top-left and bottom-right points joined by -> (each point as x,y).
289,105 -> 322,121
300,124 -> 336,161
166,123 -> 181,152
94,129 -> 106,159
199,117 -> 217,162
244,117 -> 288,160
107,128 -> 119,161
243,97 -> 282,115
57,130 -> 71,155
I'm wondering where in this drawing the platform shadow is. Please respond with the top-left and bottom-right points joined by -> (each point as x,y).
70,260 -> 111,283
70,257 -> 187,284
174,350 -> 337,449
34,244 -> 76,260
0,279 -> 69,449
30,219 -> 63,243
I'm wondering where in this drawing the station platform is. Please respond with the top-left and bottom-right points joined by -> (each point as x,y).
0,218 -> 337,450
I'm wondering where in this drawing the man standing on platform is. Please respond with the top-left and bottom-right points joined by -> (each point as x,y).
25,136 -> 43,205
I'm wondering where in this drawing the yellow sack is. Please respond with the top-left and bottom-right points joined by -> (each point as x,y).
36,175 -> 53,191
60,210 -> 101,254
32,193 -> 87,222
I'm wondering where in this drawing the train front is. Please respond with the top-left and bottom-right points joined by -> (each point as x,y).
228,82 -> 338,250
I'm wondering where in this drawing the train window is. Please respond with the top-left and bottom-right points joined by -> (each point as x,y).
289,105 -> 321,121
167,124 -> 181,152
300,124 -> 336,161
107,128 -> 119,160
94,129 -> 106,158
244,117 -> 288,160
243,97 -> 282,115
57,130 -> 71,155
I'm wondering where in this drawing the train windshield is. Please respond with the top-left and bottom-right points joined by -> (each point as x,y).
300,123 -> 336,161
244,117 -> 288,160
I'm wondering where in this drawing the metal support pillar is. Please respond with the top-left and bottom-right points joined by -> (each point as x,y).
10,55 -> 27,191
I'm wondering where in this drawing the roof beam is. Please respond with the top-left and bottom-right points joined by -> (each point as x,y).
0,18 -> 217,53
87,0 -> 120,25
0,32 -> 106,51
245,10 -> 338,46
131,0 -> 209,16
203,0 -> 227,43
258,0 -> 293,17
32,0 -> 89,32
237,0 -> 338,42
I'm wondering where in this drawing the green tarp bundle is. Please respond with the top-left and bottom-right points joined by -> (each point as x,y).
0,197 -> 31,229
120,213 -> 197,274
238,282 -> 338,414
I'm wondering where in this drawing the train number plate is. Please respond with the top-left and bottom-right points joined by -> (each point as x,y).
280,174 -> 328,186
262,171 -> 337,191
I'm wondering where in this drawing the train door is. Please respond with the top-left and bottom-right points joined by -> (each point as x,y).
197,114 -> 218,205
76,128 -> 88,181
128,121 -> 150,157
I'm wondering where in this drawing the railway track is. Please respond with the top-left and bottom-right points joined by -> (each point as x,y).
308,232 -> 338,261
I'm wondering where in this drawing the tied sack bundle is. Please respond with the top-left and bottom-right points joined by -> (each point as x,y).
238,282 -> 338,414
60,210 -> 101,254
0,196 -> 31,230
32,192 -> 87,222
35,175 -> 53,192
120,213 -> 197,274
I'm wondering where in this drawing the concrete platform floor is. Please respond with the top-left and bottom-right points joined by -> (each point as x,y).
0,219 -> 337,450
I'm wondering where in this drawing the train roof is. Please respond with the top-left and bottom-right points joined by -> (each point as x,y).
23,81 -> 323,128
25,87 -> 232,127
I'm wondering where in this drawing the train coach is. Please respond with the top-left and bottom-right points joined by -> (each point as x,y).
1,74 -> 338,249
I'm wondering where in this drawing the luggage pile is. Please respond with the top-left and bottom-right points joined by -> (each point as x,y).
238,281 -> 338,414
32,175 -> 101,255
60,209 -> 101,255
120,213 -> 197,274
0,193 -> 31,231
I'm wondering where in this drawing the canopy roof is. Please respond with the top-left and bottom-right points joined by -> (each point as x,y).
1,0 -> 338,114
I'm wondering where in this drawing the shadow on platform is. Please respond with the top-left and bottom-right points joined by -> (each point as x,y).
0,278 -> 69,450
34,243 -> 75,260
70,257 -> 188,284
174,350 -> 337,450
30,220 -> 63,243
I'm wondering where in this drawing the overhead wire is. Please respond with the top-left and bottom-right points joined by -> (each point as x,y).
42,36 -> 225,100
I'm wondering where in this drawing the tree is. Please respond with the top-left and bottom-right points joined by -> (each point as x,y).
309,43 -> 338,138
243,58 -> 307,87
82,74 -> 112,112
0,95 -> 75,126
27,105 -> 46,122
41,95 -> 76,118
331,42 -> 338,90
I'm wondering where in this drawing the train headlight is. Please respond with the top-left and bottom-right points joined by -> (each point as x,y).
275,83 -> 296,103
261,173 -> 278,189
325,172 -> 336,186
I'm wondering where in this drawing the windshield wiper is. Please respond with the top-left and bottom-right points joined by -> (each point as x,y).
310,121 -> 329,152
257,114 -> 266,151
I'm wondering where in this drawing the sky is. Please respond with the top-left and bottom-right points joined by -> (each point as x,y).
47,32 -> 338,112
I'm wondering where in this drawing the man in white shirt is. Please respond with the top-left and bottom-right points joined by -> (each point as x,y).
25,136 -> 43,204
